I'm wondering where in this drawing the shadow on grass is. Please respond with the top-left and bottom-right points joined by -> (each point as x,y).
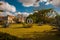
0,32 -> 33,40
0,31 -> 60,40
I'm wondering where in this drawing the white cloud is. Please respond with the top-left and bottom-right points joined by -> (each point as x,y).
45,2 -> 50,5
45,0 -> 60,7
18,0 -> 52,7
22,12 -> 33,17
0,12 -> 14,16
51,0 -> 60,7
19,0 -> 40,7
5,12 -> 14,16
15,12 -> 22,16
22,2 -> 34,7
22,12 -> 29,16
42,0 -> 47,2
0,1 -> 16,12
15,12 -> 32,17
34,2 -> 40,7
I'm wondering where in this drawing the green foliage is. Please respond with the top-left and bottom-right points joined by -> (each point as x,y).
0,32 -> 21,40
0,32 -> 60,40
55,15 -> 60,27
27,8 -> 55,23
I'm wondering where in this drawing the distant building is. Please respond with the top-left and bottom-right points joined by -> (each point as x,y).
0,16 -> 5,21
7,15 -> 15,23
0,15 -> 15,24
16,14 -> 26,23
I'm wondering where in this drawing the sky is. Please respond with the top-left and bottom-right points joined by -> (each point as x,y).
0,0 -> 60,16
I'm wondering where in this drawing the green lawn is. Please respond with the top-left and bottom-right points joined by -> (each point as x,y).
0,24 -> 60,40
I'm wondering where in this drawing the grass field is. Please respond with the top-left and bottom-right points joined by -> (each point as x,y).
0,24 -> 60,40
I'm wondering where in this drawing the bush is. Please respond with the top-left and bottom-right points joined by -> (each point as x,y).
0,21 -> 4,25
2,22 -> 10,28
38,22 -> 43,26
22,24 -> 33,28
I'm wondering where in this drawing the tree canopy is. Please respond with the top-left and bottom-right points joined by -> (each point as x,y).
26,8 -> 57,23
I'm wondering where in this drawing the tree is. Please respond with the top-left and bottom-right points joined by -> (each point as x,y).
55,15 -> 60,26
26,8 -> 57,24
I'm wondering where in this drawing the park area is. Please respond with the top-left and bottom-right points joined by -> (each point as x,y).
0,24 -> 60,40
0,0 -> 60,40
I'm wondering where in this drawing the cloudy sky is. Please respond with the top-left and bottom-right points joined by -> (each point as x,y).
0,0 -> 60,16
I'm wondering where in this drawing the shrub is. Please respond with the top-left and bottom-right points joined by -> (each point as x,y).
22,24 -> 33,28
